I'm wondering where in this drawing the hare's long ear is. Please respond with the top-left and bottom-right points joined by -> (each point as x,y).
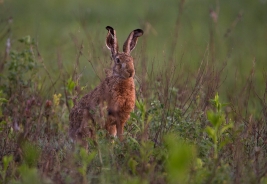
123,29 -> 143,54
106,26 -> 118,57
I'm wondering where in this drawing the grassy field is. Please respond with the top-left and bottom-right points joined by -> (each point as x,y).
1,0 -> 267,183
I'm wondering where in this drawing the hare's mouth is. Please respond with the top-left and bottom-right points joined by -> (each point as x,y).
122,72 -> 132,79
125,70 -> 135,79
113,69 -> 134,79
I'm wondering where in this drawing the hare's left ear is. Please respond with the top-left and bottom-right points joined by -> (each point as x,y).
106,26 -> 119,58
123,29 -> 143,54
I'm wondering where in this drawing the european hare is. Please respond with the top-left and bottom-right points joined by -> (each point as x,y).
69,26 -> 143,146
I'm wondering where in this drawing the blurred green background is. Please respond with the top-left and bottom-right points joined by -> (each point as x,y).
1,0 -> 267,94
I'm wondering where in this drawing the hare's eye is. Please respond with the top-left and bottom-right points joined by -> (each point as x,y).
115,58 -> 120,64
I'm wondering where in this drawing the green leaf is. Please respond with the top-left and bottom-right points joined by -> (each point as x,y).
130,122 -> 141,132
18,164 -> 41,183
220,123 -> 233,135
219,138 -> 231,150
196,158 -> 203,169
130,112 -> 139,120
67,77 -> 76,92
0,121 -> 7,132
128,157 -> 138,175
3,155 -> 13,171
79,148 -> 96,165
128,136 -> 140,145
136,100 -> 145,113
85,151 -> 96,164
22,142 -> 41,167
164,134 -> 196,184
205,126 -> 216,142
78,167 -> 86,176
18,35 -> 31,44
207,111 -> 220,127
0,98 -> 8,103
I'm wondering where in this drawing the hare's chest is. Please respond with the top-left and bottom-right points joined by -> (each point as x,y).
110,80 -> 135,112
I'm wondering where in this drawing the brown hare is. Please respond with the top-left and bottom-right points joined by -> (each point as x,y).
69,26 -> 143,147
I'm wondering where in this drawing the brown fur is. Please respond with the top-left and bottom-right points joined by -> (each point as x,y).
69,26 -> 143,146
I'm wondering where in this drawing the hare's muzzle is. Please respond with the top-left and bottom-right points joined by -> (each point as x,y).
126,67 -> 134,78
120,63 -> 134,78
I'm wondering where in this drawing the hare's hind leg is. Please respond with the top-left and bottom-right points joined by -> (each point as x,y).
75,109 -> 95,149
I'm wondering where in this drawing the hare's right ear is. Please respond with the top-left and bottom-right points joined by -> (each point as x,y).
106,26 -> 118,58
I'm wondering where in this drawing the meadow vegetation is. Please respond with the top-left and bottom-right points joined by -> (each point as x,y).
1,0 -> 267,183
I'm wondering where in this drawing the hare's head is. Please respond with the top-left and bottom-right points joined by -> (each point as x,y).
106,26 -> 143,79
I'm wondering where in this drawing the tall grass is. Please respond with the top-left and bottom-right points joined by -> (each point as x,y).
1,0 -> 267,183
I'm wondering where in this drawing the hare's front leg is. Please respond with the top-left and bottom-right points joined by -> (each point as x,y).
117,112 -> 133,141
116,122 -> 125,141
106,114 -> 129,141
107,124 -> 117,137
105,119 -> 125,141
